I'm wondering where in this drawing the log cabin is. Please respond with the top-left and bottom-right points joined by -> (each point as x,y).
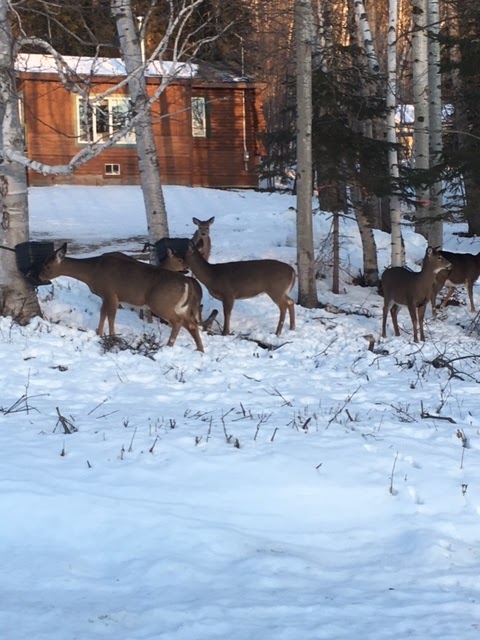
15,54 -> 266,189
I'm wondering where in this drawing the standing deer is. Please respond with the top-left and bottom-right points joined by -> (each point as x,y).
185,241 -> 296,336
431,249 -> 480,314
381,247 -> 451,342
108,249 -> 188,324
38,243 -> 204,351
192,217 -> 215,260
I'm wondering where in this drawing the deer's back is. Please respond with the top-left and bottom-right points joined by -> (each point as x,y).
93,255 -> 187,306
439,250 -> 480,286
381,266 -> 431,305
208,259 -> 295,299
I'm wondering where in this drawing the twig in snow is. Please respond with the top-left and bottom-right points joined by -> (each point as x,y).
55,407 -> 78,434
389,452 -> 399,495
457,429 -> 468,469
128,427 -> 137,452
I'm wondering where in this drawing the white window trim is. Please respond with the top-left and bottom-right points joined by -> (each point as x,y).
76,95 -> 135,145
191,96 -> 207,138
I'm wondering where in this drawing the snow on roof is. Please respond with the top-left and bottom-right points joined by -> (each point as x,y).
15,53 -> 198,79
15,53 -> 250,83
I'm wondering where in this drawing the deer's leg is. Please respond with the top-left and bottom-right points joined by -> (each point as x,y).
390,304 -> 401,337
97,300 -> 108,336
417,303 -> 427,341
97,295 -> 118,336
287,296 -> 295,330
185,321 -> 205,352
381,300 -> 390,338
166,320 -> 182,347
407,304 -> 419,342
431,285 -> 438,318
440,286 -> 455,309
222,297 -> 234,335
274,300 -> 287,336
467,281 -> 476,312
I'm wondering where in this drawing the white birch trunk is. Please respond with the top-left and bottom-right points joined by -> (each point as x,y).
411,0 -> 430,240
387,0 -> 404,266
295,0 -> 318,308
0,0 -> 42,322
350,0 -> 378,282
111,0 -> 169,250
353,0 -> 380,74
427,0 -> 443,248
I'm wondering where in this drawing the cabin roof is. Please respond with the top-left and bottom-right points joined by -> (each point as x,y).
15,53 -> 253,84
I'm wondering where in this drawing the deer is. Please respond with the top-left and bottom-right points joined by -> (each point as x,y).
185,240 -> 296,336
192,217 -> 215,261
431,249 -> 480,315
109,248 -> 188,323
381,247 -> 451,343
38,243 -> 204,351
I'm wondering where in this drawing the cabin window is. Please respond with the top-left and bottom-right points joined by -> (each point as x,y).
104,163 -> 121,176
191,96 -> 208,137
77,96 -> 135,145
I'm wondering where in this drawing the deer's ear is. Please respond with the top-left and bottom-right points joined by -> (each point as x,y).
55,243 -> 67,262
426,246 -> 433,257
192,217 -> 200,226
207,216 -> 215,224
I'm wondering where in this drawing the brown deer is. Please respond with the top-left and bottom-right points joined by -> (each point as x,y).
38,243 -> 204,351
192,217 -> 215,260
185,241 -> 296,336
431,250 -> 480,314
109,249 -> 188,323
381,247 -> 451,342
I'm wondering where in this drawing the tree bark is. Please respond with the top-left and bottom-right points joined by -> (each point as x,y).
387,0 -> 404,265
350,186 -> 379,285
0,0 -> 42,322
111,0 -> 169,253
427,0 -> 443,248
295,0 -> 318,308
411,0 -> 430,240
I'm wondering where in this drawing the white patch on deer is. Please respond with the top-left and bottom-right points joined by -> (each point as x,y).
174,284 -> 189,315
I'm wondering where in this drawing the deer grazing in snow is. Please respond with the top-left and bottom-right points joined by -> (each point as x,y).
192,216 -> 215,261
431,249 -> 480,315
185,240 -> 296,336
38,243 -> 204,351
381,247 -> 451,342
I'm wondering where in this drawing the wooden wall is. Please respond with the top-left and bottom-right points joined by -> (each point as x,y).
18,73 -> 265,189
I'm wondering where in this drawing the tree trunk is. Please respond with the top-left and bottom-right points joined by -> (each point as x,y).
411,0 -> 430,240
427,0 -> 443,248
350,186 -> 379,285
111,0 -> 169,253
295,0 -> 318,308
387,0 -> 404,265
0,0 -> 42,322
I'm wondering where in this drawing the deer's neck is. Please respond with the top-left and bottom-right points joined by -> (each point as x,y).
187,251 -> 215,285
60,257 -> 100,287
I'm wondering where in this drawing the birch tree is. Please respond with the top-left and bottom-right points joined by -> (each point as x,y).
387,0 -> 404,266
411,0 -> 430,240
427,0 -> 443,248
111,0 -> 169,247
0,0 -> 41,321
295,0 -> 318,308
351,0 -> 379,284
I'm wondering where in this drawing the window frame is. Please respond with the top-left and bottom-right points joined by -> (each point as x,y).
76,95 -> 136,146
191,96 -> 208,138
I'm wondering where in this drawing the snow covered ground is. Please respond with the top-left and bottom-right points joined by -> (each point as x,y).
1,185 -> 479,640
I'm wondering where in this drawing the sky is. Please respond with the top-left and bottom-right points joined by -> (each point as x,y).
1,184 -> 479,640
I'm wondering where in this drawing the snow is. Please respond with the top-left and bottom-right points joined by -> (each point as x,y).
16,53 -> 199,79
1,185 -> 480,639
